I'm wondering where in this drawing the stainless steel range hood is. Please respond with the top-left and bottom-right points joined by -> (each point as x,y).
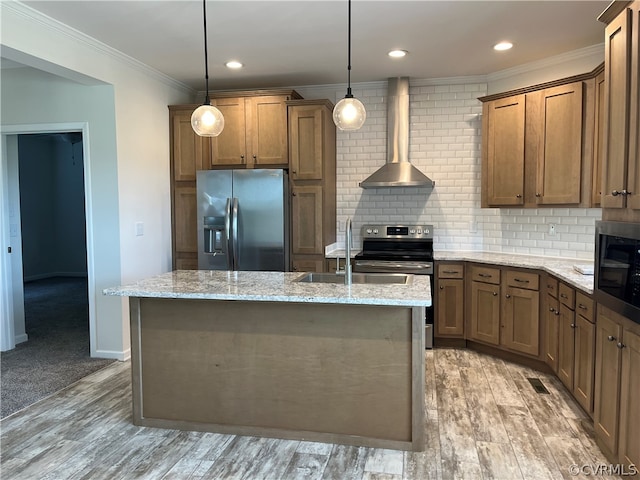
359,77 -> 435,189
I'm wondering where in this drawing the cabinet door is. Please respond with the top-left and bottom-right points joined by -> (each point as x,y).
171,109 -> 209,181
291,186 -> 323,255
536,82 -> 583,205
627,3 -> 640,210
436,279 -> 464,337
594,307 -> 623,456
289,105 -> 325,180
292,257 -> 325,273
592,71 -> 606,206
469,281 -> 500,345
557,303 -> 575,390
573,315 -> 596,415
173,186 -> 197,255
602,8 -> 632,208
247,96 -> 289,166
545,295 -> 560,372
502,286 -> 539,356
211,97 -> 247,166
486,95 -> 526,206
618,326 -> 640,467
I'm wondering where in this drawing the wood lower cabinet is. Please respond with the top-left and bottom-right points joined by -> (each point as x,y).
573,313 -> 596,414
557,302 -> 576,390
288,100 -> 336,272
211,91 -> 302,168
544,276 -> 560,372
594,303 -> 640,467
435,263 -> 464,337
468,266 -> 501,345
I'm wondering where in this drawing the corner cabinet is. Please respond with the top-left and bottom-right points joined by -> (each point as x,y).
288,100 -> 337,273
599,1 -> 640,214
211,90 -> 302,168
593,303 -> 640,467
169,105 -> 211,270
480,65 -> 603,208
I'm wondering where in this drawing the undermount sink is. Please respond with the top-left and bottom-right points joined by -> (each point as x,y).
295,272 -> 413,285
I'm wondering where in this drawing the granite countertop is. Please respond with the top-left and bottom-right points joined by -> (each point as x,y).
435,251 -> 594,294
104,270 -> 431,307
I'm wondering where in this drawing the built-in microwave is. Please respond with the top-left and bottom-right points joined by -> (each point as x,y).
594,221 -> 640,322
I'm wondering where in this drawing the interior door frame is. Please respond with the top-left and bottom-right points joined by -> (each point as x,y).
0,122 -> 96,354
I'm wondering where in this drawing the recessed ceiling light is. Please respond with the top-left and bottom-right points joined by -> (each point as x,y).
493,42 -> 513,51
225,60 -> 243,69
388,49 -> 408,58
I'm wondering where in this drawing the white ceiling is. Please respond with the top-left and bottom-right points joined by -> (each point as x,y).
17,1 -> 610,91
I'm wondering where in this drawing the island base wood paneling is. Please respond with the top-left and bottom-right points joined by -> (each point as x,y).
129,297 -> 425,451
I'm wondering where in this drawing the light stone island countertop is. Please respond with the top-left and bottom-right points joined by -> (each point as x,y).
435,251 -> 594,294
103,270 -> 431,307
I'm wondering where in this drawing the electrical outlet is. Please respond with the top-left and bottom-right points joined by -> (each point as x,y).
548,224 -> 556,236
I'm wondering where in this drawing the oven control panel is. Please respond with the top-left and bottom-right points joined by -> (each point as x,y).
361,224 -> 433,239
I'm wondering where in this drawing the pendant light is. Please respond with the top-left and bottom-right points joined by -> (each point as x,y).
191,0 -> 224,137
333,0 -> 366,131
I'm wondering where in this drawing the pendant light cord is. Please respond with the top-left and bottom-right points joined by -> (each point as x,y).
346,0 -> 353,98
202,0 -> 210,105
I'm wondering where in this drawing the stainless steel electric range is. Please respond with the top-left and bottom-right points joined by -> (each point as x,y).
354,224 -> 434,348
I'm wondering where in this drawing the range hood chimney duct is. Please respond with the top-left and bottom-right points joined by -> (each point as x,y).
359,77 -> 435,189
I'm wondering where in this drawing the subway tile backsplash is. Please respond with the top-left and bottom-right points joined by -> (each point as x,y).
304,81 -> 601,261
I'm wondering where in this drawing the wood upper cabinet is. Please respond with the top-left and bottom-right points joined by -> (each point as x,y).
211,94 -> 294,168
483,95 -> 525,206
288,100 -> 337,272
600,1 -> 640,211
592,71 -> 606,206
436,263 -> 465,338
480,66 -> 603,208
534,82 -> 584,205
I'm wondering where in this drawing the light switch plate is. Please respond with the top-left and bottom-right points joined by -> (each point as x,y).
135,222 -> 144,236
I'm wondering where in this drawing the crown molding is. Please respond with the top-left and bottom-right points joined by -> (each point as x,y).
486,43 -> 604,83
3,1 -> 194,95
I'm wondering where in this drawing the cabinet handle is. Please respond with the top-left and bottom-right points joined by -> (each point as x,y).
622,190 -> 632,196
241,155 -> 245,160
578,303 -> 587,310
555,310 -> 560,316
505,294 -> 511,298
570,323 -> 576,328
612,190 -> 620,196
549,307 -> 556,313
535,193 -> 541,197
292,192 -> 297,196
478,273 -> 492,278
442,270 -> 459,274
253,155 -> 257,160
607,335 -> 617,342
560,293 -> 568,299
292,170 -> 297,174
617,342 -> 626,349
492,292 -> 498,296
440,286 -> 444,290
514,278 -> 530,283
516,194 -> 522,198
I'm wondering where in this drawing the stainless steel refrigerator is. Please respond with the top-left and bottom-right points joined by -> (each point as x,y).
196,169 -> 289,271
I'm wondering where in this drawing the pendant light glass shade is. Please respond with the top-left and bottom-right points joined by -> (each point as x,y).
333,0 -> 366,131
191,104 -> 225,136
192,0 -> 224,137
333,97 -> 366,131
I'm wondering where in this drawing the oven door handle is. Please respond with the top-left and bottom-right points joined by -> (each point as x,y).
354,260 -> 433,273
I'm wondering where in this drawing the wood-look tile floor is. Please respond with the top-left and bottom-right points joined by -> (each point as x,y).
1,348 -> 621,480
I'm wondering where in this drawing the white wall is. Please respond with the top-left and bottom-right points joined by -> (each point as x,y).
1,2 -> 193,358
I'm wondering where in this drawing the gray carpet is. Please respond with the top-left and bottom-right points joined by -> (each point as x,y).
1,277 -> 115,418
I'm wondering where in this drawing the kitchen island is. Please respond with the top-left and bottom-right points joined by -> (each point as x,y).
104,270 -> 431,451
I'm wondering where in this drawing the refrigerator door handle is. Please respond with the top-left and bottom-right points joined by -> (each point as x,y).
225,198 -> 233,270
231,197 -> 239,270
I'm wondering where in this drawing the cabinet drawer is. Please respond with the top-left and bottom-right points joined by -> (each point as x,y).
559,283 -> 575,309
575,291 -> 594,323
438,263 -> 464,279
506,270 -> 539,290
470,265 -> 500,284
545,277 -> 559,298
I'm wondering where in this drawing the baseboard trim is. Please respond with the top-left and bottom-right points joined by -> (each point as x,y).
14,333 -> 28,344
94,348 -> 131,362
